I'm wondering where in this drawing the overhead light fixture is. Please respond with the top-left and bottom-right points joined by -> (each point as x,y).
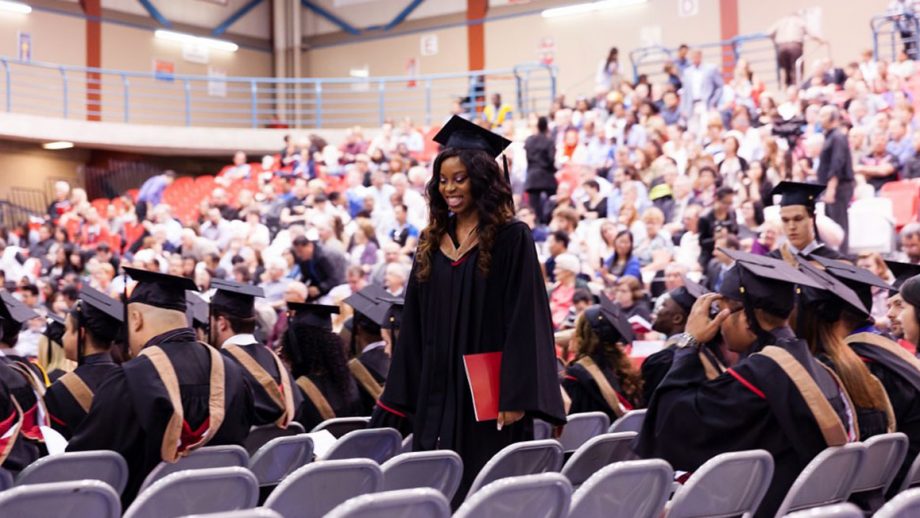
0,1 -> 32,14
541,0 -> 647,18
154,29 -> 239,52
42,141 -> 74,150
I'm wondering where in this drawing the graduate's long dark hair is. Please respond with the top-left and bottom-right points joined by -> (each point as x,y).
282,320 -> 356,400
574,312 -> 643,406
416,148 -> 514,282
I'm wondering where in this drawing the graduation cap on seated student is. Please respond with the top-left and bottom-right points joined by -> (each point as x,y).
809,255 -> 890,317
208,278 -> 265,343
433,115 -> 513,183
583,293 -> 635,345
185,291 -> 209,332
344,284 -> 405,356
885,260 -> 920,297
74,286 -> 124,363
122,267 -> 199,349
43,312 -> 65,347
286,302 -> 339,332
793,255 -> 871,323
668,277 -> 710,315
0,290 -> 39,345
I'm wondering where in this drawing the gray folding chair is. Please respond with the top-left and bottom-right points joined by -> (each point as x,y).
667,449 -> 774,518
124,467 -> 259,518
557,412 -> 610,452
244,422 -> 306,455
455,473 -> 573,518
0,469 -> 11,491
560,432 -> 637,488
875,487 -> 920,518
139,444 -> 250,493
311,417 -> 371,438
608,409 -> 646,433
0,480 -> 120,518
901,451 -> 920,493
381,450 -> 463,500
773,443 -> 867,517
326,488 -> 451,518
321,428 -> 402,463
466,439 -> 565,498
848,432 -> 908,512
184,509 -> 283,518
15,450 -> 129,495
263,458 -> 382,518
533,419 -> 553,440
568,459 -> 672,518
400,433 -> 413,454
249,434 -> 314,487
785,502 -> 864,517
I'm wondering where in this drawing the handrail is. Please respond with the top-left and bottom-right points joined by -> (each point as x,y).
871,13 -> 920,61
793,41 -> 832,87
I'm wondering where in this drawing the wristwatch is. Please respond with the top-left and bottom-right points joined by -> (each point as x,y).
674,332 -> 699,349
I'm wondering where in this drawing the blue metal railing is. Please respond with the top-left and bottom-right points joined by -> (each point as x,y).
0,57 -> 556,129
872,14 -> 920,62
629,33 -> 779,90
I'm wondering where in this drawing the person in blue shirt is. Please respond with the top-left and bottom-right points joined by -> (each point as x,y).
389,203 -> 420,255
135,170 -> 175,221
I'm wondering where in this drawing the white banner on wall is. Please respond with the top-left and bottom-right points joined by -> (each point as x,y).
208,67 -> 227,97
183,43 -> 210,64
678,0 -> 698,18
420,34 -> 439,57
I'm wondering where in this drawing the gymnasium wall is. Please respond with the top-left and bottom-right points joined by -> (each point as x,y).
0,141 -> 86,202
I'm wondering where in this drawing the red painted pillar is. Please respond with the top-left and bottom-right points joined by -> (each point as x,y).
719,0 -> 739,80
467,0 -> 486,72
81,0 -> 102,121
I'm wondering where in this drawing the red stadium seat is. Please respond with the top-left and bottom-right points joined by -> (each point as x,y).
125,189 -> 139,202
879,181 -> 920,230
90,198 -> 110,215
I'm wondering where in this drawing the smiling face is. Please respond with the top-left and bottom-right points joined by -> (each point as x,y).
438,156 -> 474,217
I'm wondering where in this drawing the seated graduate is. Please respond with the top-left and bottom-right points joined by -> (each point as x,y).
562,294 -> 643,419
67,268 -> 253,504
884,260 -> 920,352
185,291 -> 210,344
641,278 -> 729,403
769,182 -> 845,261
282,303 -> 362,430
210,278 -> 303,429
37,313 -> 75,383
793,257 -> 894,441
0,374 -> 41,473
344,284 -> 403,415
44,287 -> 124,439
635,249 -> 857,518
0,290 -> 49,387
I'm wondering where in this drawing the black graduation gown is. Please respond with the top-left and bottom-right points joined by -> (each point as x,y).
45,353 -> 119,439
372,220 -> 566,502
815,353 -> 889,440
767,241 -> 845,261
641,340 -> 728,405
0,358 -> 44,463
220,340 -> 304,427
849,336 -> 920,497
67,328 -> 254,504
0,365 -> 40,473
294,374 -> 362,431
635,327 -> 853,518
354,346 -> 389,416
563,358 -> 638,421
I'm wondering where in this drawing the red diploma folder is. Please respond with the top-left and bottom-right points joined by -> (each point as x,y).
463,352 -> 502,422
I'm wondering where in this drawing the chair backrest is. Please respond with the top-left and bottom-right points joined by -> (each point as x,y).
400,433 -> 413,454
455,473 -> 573,518
124,467 -> 259,518
568,459 -> 673,518
533,420 -> 553,440
15,450 -> 129,495
901,451 -> 920,493
850,432 -> 908,495
875,487 -> 920,518
263,459 -> 382,518
325,488 -> 451,518
466,439 -> 564,497
321,428 -> 402,463
380,450 -> 464,500
785,502 -> 865,517
244,422 -> 305,455
0,469 -> 12,491
608,409 -> 647,434
249,435 -> 314,487
774,443 -> 866,516
560,432 -> 637,487
138,444 -> 249,493
557,412 -> 610,452
184,509 -> 283,518
311,417 -> 371,438
667,449 -> 774,518
0,480 -> 120,518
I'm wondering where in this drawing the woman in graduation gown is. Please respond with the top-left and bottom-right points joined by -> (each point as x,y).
44,287 -> 123,439
370,116 -> 566,503
38,314 -> 75,383
282,303 -> 362,430
563,296 -> 642,419
793,258 -> 894,440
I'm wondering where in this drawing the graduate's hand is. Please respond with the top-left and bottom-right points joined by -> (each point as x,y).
685,293 -> 730,345
497,411 -> 524,430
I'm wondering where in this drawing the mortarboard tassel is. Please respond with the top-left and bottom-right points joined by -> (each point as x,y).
502,154 -> 510,185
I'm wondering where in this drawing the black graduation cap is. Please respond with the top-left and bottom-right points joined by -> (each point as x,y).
584,294 -> 635,344
44,312 -> 65,345
79,286 -> 124,325
809,255 -> 890,312
771,181 -> 826,211
669,277 -> 709,313
794,256 -> 869,317
210,278 -> 264,319
0,290 -> 39,324
123,267 -> 198,312
344,285 -> 405,329
185,291 -> 209,328
885,260 -> 920,294
433,115 -> 511,158
287,302 -> 339,331
717,248 -> 823,317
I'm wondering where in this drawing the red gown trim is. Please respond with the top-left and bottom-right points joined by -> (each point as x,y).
726,368 -> 766,400
376,400 -> 407,418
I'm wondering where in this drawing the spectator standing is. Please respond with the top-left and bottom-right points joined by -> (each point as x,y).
817,105 -> 855,254
768,11 -> 824,87
524,116 -> 558,224
292,235 -> 343,301
679,49 -> 724,131
135,170 -> 175,221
